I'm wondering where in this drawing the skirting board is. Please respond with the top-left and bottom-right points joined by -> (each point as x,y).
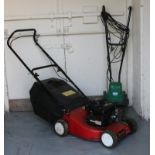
9,99 -> 33,112
9,96 -> 102,112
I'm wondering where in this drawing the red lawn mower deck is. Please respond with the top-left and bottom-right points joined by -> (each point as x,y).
55,107 -> 134,148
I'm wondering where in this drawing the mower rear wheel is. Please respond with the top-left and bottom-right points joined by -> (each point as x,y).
123,118 -> 137,133
101,130 -> 118,148
54,120 -> 68,136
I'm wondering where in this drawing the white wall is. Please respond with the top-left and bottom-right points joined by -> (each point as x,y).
141,0 -> 150,120
4,69 -> 9,112
5,0 -> 130,99
132,0 -> 150,120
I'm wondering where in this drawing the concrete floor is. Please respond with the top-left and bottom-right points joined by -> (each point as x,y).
5,108 -> 150,155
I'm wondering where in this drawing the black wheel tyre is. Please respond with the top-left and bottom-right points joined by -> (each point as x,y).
54,120 -> 68,137
103,91 -> 107,96
123,118 -> 137,133
103,91 -> 107,101
124,96 -> 129,106
101,130 -> 118,148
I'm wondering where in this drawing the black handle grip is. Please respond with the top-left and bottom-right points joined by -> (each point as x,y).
128,6 -> 132,12
7,28 -> 37,46
127,6 -> 132,27
102,5 -> 106,13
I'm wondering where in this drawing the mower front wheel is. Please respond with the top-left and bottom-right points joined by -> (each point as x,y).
54,120 -> 69,137
101,130 -> 118,148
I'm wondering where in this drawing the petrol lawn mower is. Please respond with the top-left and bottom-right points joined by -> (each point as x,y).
7,6 -> 137,148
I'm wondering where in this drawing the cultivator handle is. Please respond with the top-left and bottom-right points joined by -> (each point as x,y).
102,5 -> 106,13
127,6 -> 132,28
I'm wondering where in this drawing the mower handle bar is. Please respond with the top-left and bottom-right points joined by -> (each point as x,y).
7,28 -> 91,104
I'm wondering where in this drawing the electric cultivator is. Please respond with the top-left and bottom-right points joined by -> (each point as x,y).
7,6 -> 137,148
